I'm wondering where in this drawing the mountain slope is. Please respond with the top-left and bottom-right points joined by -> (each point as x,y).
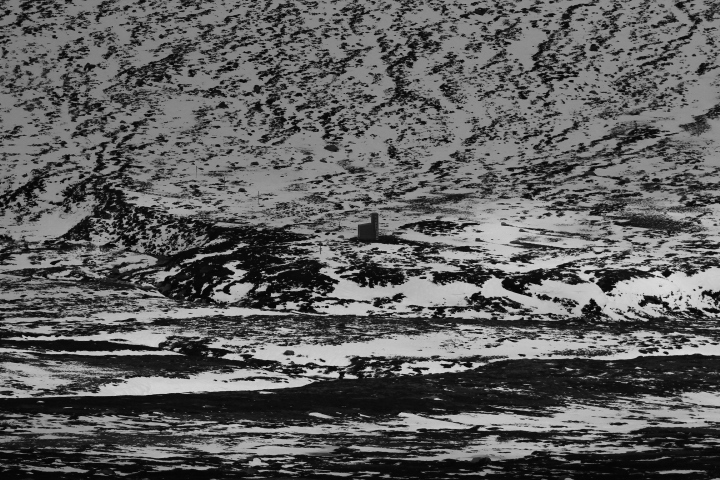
2,0 -> 720,318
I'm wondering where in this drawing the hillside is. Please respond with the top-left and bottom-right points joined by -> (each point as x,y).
2,0 -> 720,318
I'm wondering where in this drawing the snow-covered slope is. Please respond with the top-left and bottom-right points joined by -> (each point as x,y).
2,0 -> 720,318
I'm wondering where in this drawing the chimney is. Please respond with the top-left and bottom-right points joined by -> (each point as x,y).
370,213 -> 379,238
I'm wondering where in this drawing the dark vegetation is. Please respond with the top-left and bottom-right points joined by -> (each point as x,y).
2,355 -> 720,479
0,339 -> 157,352
158,336 -> 231,358
336,260 -> 406,288
400,220 -> 481,236
615,213 -> 703,233
593,268 -> 658,293
501,268 -> 584,296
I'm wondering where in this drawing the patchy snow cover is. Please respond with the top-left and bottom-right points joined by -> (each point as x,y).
0,0 -> 719,317
95,370 -> 312,397
2,0 -> 720,476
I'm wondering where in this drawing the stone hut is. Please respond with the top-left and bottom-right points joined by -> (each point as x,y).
358,213 -> 379,241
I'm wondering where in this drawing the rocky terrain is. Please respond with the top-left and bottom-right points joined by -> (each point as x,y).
2,0 -> 720,477
2,0 -> 720,318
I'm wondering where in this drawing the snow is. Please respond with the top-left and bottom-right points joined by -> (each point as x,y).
681,391 -> 720,407
327,275 -> 480,308
95,370 -> 312,397
395,413 -> 468,430
481,277 -> 566,315
1,202 -> 96,243
1,362 -> 71,392
308,412 -> 335,419
438,394 -> 720,435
